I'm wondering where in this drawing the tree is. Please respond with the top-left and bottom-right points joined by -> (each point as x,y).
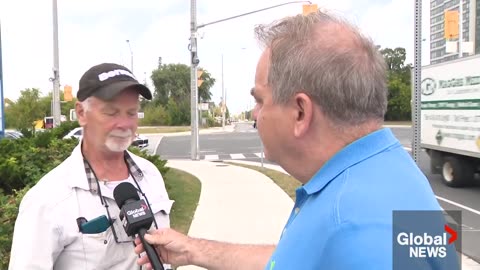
5,88 -> 45,130
379,47 -> 412,121
5,88 -> 77,130
386,76 -> 411,121
166,97 -> 190,125
151,63 -> 215,107
38,91 -> 77,118
149,63 -> 216,126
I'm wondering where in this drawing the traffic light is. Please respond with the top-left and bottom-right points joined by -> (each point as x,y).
197,69 -> 204,87
444,10 -> 459,39
64,85 -> 73,101
302,4 -> 318,15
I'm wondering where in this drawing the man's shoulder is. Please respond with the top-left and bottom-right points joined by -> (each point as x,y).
331,151 -> 441,223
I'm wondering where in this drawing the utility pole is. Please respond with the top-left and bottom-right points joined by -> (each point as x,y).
51,0 -> 61,127
126,40 -> 133,72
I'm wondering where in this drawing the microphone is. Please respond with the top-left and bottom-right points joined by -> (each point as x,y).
113,182 -> 165,270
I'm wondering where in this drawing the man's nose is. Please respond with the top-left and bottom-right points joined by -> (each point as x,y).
115,114 -> 136,129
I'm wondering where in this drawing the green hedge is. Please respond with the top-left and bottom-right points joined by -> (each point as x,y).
0,124 -> 168,268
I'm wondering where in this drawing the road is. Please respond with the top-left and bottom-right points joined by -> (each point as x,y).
156,123 -> 265,161
154,122 -> 480,262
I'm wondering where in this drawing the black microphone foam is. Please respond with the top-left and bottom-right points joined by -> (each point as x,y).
113,182 -> 140,208
113,182 -> 152,236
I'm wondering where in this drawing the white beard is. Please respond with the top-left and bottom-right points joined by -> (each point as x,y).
105,130 -> 133,152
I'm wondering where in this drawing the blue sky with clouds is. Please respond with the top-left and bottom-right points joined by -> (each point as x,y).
1,0 -> 431,115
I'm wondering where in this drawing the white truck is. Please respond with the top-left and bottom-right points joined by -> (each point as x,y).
421,54 -> 480,187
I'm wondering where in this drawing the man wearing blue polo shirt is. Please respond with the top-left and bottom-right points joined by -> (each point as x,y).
133,10 -> 460,270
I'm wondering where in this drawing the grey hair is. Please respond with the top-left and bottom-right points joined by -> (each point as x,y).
81,97 -> 93,112
254,11 -> 387,126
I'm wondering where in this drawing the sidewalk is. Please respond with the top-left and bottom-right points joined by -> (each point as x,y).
166,159 -> 480,270
166,160 -> 293,270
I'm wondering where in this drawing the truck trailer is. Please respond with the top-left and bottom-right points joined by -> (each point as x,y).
420,54 -> 480,187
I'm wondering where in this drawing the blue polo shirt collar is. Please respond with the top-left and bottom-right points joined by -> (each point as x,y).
303,128 -> 400,195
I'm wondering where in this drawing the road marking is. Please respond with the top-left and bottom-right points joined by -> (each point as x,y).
205,155 -> 219,160
230,154 -> 246,159
436,196 -> 480,216
255,152 -> 264,158
199,149 -> 218,153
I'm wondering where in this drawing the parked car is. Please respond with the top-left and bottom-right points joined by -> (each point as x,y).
63,127 -> 83,140
3,130 -> 24,140
63,127 -> 149,149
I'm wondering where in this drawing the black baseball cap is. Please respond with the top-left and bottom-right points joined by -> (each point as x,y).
77,63 -> 152,101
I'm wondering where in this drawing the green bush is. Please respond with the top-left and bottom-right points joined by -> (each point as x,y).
0,187 -> 28,268
139,104 -> 171,126
0,126 -> 168,269
167,98 -> 190,126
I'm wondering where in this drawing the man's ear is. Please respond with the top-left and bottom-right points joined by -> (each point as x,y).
75,101 -> 87,127
292,93 -> 313,138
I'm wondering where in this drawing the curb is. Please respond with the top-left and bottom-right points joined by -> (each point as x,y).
154,135 -> 164,155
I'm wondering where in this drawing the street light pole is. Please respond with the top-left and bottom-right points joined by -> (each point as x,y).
51,0 -> 61,128
126,40 -> 133,72
221,53 -> 225,130
189,0 -> 312,160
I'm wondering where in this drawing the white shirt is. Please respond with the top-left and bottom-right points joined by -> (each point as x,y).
8,143 -> 174,270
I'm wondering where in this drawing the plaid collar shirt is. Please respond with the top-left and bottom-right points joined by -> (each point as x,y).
82,151 -> 144,195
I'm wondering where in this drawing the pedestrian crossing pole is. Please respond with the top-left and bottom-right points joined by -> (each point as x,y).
189,0 -> 313,161
190,0 -> 200,160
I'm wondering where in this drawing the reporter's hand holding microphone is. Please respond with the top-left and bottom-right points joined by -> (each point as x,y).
133,228 -> 194,269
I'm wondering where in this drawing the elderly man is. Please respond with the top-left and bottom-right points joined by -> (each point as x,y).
9,63 -> 173,270
134,11 -> 459,270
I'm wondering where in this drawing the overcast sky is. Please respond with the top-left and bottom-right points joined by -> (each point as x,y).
0,0 -> 431,114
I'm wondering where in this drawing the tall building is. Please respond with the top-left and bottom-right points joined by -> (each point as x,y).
430,0 -> 477,64
476,0 -> 480,53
